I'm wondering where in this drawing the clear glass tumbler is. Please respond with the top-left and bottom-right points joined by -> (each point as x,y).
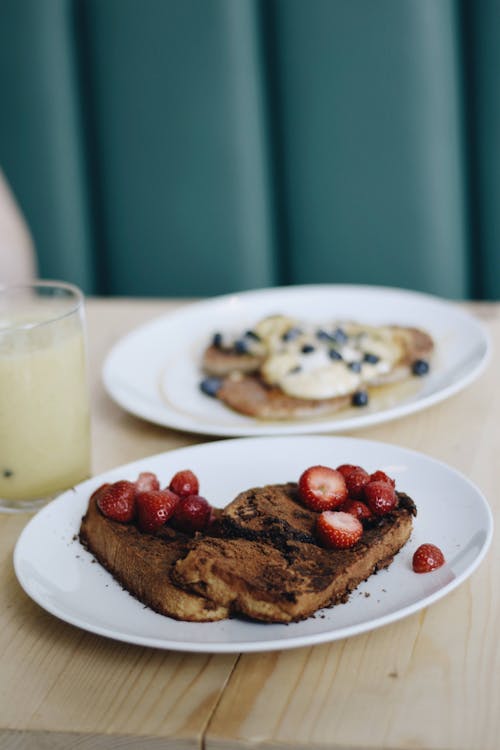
0,281 -> 91,512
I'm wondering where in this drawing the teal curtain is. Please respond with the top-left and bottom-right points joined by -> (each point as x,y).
0,0 -> 497,298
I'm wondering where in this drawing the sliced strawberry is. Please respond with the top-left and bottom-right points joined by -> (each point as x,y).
136,489 -> 179,533
345,467 -> 370,499
97,480 -> 136,523
369,470 -> 396,488
316,510 -> 363,549
298,465 -> 348,511
412,543 -> 445,573
364,480 -> 398,515
169,469 -> 200,497
172,494 -> 212,533
339,498 -> 373,522
135,471 -> 160,493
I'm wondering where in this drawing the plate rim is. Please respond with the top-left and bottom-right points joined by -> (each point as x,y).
102,283 -> 492,437
14,435 -> 494,653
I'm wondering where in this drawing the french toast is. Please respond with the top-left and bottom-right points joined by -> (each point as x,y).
201,317 -> 434,419
79,493 -> 229,622
173,483 -> 416,623
80,471 -> 416,625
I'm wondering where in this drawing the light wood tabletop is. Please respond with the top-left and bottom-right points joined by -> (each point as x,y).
1,297 -> 498,750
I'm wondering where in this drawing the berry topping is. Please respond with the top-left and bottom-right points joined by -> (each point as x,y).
352,390 -> 369,407
212,332 -> 223,348
200,376 -> 222,397
336,463 -> 361,480
412,543 -> 445,573
363,352 -> 380,364
364,480 -> 398,515
339,498 -> 373,521
172,494 -> 212,533
234,339 -> 249,354
245,329 -> 261,341
344,467 -> 371,499
97,480 -> 136,523
412,359 -> 430,376
135,471 -> 160,493
328,348 -> 343,360
349,361 -> 362,373
136,489 -> 179,533
369,470 -> 396,487
316,511 -> 363,549
282,327 -> 302,342
317,329 -> 335,342
298,465 -> 348,511
90,483 -> 111,505
301,344 -> 315,354
169,469 -> 200,497
333,327 -> 348,344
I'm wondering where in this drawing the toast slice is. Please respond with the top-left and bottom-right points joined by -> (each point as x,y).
202,321 -> 434,420
173,484 -> 416,623
79,493 -> 229,622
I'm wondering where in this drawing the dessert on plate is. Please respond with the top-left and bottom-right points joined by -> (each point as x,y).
80,463 -> 424,624
199,315 -> 434,419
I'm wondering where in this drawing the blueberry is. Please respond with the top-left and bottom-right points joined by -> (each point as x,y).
348,361 -> 362,373
288,365 -> 302,375
352,390 -> 369,407
363,352 -> 380,364
412,359 -> 430,376
316,329 -> 335,342
212,332 -> 223,348
328,348 -> 343,361
234,339 -> 249,354
245,329 -> 260,341
200,377 -> 222,397
333,327 -> 348,344
282,327 -> 302,342
301,344 -> 315,354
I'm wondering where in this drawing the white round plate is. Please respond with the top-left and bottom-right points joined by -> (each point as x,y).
102,285 -> 490,437
14,436 -> 493,653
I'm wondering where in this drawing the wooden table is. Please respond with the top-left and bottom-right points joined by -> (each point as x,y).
1,298 -> 498,750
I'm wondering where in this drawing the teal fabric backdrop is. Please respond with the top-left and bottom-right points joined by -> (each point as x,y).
0,0 -> 498,298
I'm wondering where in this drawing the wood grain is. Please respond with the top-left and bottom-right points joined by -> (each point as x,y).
1,299 -> 498,750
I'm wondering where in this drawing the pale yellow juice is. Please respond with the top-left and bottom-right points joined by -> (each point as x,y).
0,316 -> 91,500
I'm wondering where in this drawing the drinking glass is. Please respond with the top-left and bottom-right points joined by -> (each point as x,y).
0,281 -> 91,512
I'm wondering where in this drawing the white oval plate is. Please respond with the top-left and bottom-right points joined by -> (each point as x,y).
102,285 -> 490,437
14,436 -> 493,653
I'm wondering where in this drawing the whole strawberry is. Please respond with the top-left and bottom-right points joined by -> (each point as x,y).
136,489 -> 179,533
172,494 -> 212,533
97,480 -> 136,523
90,483 -> 111,504
316,510 -> 363,549
364,480 -> 398,515
298,465 -> 348,511
336,464 -> 359,480
412,543 -> 445,573
338,498 -> 373,522
369,470 -> 396,488
345,467 -> 370,499
169,469 -> 200,497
